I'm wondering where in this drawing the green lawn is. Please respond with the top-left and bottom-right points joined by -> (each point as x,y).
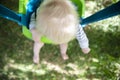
0,0 -> 120,80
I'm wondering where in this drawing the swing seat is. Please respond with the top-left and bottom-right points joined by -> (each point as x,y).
19,0 -> 85,44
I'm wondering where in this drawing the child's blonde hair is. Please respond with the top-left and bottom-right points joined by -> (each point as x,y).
36,0 -> 79,44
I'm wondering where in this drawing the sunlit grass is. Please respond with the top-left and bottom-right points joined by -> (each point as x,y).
2,58 -> 99,80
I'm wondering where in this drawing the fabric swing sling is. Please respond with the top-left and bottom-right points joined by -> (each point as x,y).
19,0 -> 86,44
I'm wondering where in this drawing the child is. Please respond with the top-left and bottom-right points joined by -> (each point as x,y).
29,0 -> 90,64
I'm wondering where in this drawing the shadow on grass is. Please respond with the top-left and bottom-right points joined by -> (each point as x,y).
86,26 -> 120,58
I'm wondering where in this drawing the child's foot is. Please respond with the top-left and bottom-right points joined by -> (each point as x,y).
61,53 -> 69,60
33,55 -> 39,64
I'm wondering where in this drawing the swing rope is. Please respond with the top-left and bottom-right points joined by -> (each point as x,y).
0,0 -> 42,28
0,5 -> 21,25
81,0 -> 120,27
0,0 -> 120,28
24,0 -> 43,28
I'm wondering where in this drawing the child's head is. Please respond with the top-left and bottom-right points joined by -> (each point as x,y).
35,0 -> 79,44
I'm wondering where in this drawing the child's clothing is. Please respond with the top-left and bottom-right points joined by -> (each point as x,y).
76,25 -> 89,48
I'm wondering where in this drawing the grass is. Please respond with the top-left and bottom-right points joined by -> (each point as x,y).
0,0 -> 120,80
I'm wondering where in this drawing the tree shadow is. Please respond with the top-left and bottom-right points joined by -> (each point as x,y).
85,26 -> 120,58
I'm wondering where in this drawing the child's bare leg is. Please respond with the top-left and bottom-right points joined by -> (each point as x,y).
33,41 -> 44,64
60,43 -> 69,60
31,29 -> 44,64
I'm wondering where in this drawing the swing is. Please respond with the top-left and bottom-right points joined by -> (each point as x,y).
19,0 -> 85,44
19,0 -> 53,43
0,0 -> 120,43
18,0 -> 85,43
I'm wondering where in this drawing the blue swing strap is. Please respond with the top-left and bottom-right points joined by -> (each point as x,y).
0,0 -> 120,28
81,1 -> 120,27
0,0 -> 42,28
0,4 -> 21,25
25,0 -> 43,28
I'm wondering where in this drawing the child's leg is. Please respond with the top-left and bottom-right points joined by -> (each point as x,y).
59,43 -> 69,60
33,41 -> 44,64
31,29 -> 44,64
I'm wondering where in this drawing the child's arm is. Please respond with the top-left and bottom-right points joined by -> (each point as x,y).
76,25 -> 90,54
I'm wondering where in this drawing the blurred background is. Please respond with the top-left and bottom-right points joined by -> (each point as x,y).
0,0 -> 120,80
